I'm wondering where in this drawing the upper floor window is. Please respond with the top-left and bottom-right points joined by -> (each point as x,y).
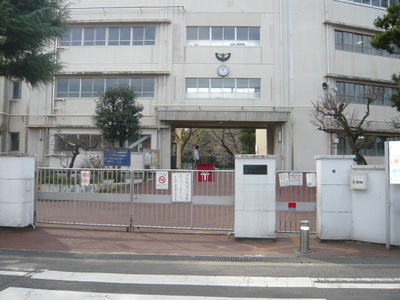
60,26 -> 156,47
56,78 -> 155,98
12,81 -> 22,100
186,26 -> 260,46
336,81 -> 397,106
335,30 -> 400,58
341,0 -> 399,8
338,135 -> 400,156
186,78 -> 261,99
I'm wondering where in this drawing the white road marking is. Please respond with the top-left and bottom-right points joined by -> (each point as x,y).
0,269 -> 399,290
0,287 -> 324,300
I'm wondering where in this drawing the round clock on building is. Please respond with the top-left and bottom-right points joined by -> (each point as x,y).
217,65 -> 229,77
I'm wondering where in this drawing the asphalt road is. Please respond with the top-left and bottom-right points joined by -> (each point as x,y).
0,250 -> 400,299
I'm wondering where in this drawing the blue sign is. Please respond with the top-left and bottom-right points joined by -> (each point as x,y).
103,148 -> 131,166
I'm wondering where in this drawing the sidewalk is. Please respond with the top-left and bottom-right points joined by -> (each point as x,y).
0,225 -> 399,258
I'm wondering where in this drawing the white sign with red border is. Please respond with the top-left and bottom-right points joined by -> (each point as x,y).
156,171 -> 169,189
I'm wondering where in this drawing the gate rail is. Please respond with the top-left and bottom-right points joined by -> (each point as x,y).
36,168 -> 235,231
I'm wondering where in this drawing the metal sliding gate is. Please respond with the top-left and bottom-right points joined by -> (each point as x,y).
275,171 -> 317,233
36,168 -> 235,231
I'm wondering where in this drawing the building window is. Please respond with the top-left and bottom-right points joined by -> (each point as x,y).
335,30 -> 399,58
337,135 -> 400,156
9,132 -> 19,152
336,81 -> 397,106
341,0 -> 399,8
54,134 -> 102,151
60,26 -> 156,47
56,78 -> 155,98
128,134 -> 151,152
186,78 -> 261,99
12,81 -> 22,100
187,26 -> 260,46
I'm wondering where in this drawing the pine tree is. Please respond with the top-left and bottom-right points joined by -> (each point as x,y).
0,0 -> 69,86
92,86 -> 143,148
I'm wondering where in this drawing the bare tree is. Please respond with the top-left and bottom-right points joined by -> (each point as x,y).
310,87 -> 384,165
52,134 -> 101,168
210,129 -> 240,157
387,116 -> 400,130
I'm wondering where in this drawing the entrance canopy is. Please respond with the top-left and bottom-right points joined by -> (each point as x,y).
157,106 -> 291,128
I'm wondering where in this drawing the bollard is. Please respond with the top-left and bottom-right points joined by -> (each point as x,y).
299,220 -> 312,253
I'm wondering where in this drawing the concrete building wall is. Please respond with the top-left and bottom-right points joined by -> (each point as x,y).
0,0 -> 399,170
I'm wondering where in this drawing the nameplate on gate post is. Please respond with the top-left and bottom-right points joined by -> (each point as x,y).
172,172 -> 192,203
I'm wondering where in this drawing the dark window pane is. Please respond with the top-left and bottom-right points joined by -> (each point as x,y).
237,27 -> 248,41
212,27 -> 223,40
187,27 -> 197,40
249,27 -> 260,40
199,27 -> 210,40
224,27 -> 235,40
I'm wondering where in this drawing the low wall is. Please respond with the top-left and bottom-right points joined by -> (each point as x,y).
317,155 -> 400,247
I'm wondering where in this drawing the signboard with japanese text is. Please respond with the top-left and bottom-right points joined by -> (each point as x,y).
289,172 -> 303,186
156,171 -> 168,190
103,148 -> 131,166
389,141 -> 400,184
172,172 -> 191,203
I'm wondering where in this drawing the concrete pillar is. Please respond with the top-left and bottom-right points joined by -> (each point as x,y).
234,155 -> 276,239
0,153 -> 35,227
316,155 -> 354,240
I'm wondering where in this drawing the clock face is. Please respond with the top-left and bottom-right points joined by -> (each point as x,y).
217,65 -> 229,77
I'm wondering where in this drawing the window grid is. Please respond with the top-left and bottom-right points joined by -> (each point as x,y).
186,78 -> 261,99
56,78 -> 155,98
336,81 -> 397,106
338,135 -> 400,156
60,26 -> 156,47
335,30 -> 400,58
54,134 -> 102,152
341,0 -> 400,8
187,26 -> 260,46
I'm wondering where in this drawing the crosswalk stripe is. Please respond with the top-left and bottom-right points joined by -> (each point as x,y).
30,270 -> 400,289
0,287 -> 324,300
1,269 -> 400,290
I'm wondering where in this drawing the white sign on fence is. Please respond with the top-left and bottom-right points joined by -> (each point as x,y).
306,172 -> 317,187
81,171 -> 90,186
172,172 -> 191,203
156,171 -> 169,189
278,173 -> 290,187
389,141 -> 400,184
290,172 -> 303,186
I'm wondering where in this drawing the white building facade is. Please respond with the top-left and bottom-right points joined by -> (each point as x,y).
1,0 -> 400,170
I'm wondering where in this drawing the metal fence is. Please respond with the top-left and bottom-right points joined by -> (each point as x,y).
36,168 -> 235,231
275,171 -> 317,233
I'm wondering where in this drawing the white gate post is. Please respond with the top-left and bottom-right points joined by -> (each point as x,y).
0,153 -> 35,227
234,155 -> 276,239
